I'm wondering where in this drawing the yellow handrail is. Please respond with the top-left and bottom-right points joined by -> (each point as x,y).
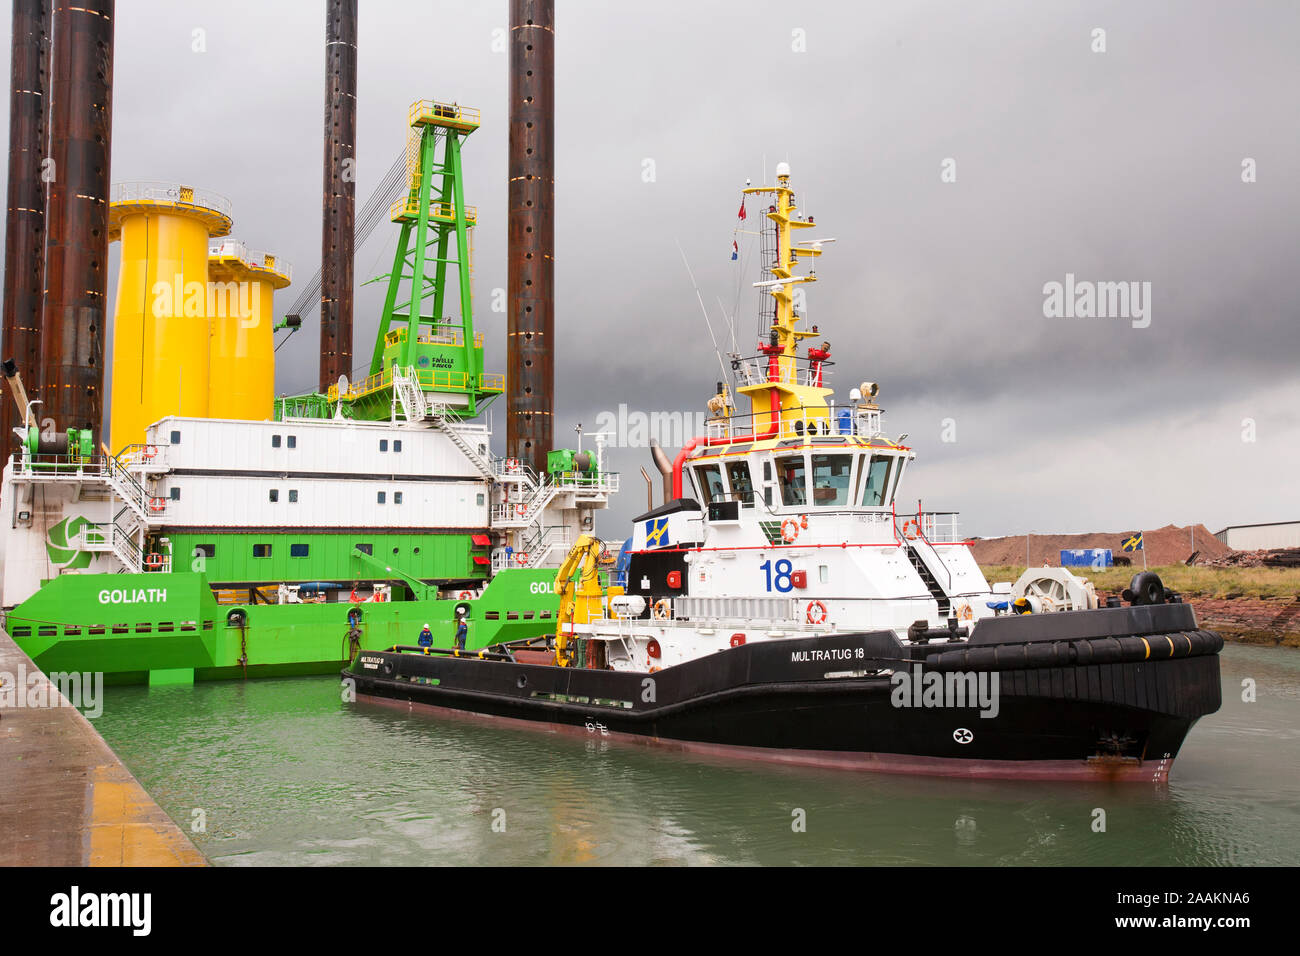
408,100 -> 481,128
328,367 -> 505,402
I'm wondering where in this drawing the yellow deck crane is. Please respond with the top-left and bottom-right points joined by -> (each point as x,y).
553,534 -> 623,667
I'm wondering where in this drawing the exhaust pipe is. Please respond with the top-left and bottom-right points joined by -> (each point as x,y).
639,466 -> 654,512
649,438 -> 674,504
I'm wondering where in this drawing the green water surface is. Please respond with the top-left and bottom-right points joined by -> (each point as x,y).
92,644 -> 1300,866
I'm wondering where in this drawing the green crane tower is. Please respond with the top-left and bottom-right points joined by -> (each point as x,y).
280,99 -> 503,422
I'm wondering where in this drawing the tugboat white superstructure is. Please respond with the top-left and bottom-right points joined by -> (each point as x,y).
345,165 -> 1223,781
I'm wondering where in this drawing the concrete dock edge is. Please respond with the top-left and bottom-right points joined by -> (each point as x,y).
0,629 -> 206,866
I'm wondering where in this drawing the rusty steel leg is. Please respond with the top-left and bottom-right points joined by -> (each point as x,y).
319,0 -> 357,393
1,0 -> 51,459
40,0 -> 113,439
507,0 -> 555,474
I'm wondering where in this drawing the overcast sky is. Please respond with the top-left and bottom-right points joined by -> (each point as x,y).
3,0 -> 1297,537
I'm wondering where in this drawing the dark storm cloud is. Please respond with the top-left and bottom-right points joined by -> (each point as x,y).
2,0 -> 1295,535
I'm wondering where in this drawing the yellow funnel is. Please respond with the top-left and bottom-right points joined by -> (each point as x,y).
207,239 -> 292,421
108,183 -> 232,452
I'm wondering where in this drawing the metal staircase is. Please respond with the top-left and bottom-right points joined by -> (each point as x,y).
905,542 -> 951,617
392,366 -> 429,422
492,472 -> 560,528
432,416 -> 495,481
11,450 -> 164,574
103,452 -> 162,526
73,512 -> 147,574
393,379 -> 497,481
520,524 -> 570,567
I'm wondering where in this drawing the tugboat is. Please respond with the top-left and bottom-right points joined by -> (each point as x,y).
343,164 -> 1222,781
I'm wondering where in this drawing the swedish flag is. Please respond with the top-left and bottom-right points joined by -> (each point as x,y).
1121,532 -> 1143,553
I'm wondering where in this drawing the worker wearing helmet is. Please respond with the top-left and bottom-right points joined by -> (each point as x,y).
418,623 -> 433,648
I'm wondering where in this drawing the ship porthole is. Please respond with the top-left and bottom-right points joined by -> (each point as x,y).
516,675 -> 528,689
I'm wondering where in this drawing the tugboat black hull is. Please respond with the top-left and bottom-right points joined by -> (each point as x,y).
343,605 -> 1222,781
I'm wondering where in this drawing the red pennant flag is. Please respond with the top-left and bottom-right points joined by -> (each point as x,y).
737,198 -> 747,221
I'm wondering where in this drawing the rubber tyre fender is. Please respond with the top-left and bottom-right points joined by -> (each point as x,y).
1117,635 -> 1151,661
1025,642 -> 1057,669
1127,571 -> 1166,606
1088,637 -> 1123,665
993,644 -> 1028,670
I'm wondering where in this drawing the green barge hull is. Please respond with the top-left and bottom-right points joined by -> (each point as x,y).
5,568 -> 559,685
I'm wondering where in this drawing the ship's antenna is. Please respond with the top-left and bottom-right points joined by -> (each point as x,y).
716,295 -> 736,356
675,239 -> 732,401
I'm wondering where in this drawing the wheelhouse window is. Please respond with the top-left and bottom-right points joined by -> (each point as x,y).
253,544 -> 272,558
290,544 -> 309,558
194,544 -> 215,558
860,454 -> 894,507
694,463 -> 725,505
725,460 -> 755,505
811,454 -> 852,507
777,455 -> 806,506
287,435 -> 297,449
272,434 -> 281,448
268,489 -> 279,503
380,439 -> 389,452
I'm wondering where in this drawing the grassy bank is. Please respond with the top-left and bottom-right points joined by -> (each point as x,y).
979,564 -> 1300,601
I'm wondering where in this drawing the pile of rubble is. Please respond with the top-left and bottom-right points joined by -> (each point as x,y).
1199,548 -> 1300,569
970,523 -> 1229,567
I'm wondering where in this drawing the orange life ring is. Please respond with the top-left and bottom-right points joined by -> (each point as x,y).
149,497 -> 166,513
958,603 -> 974,622
651,599 -> 671,620
781,518 -> 800,543
806,600 -> 828,625
506,458 -> 520,472
457,590 -> 474,600
144,553 -> 164,569
141,445 -> 158,460
901,519 -> 921,540
515,503 -> 527,518
646,638 -> 662,659
514,551 -> 529,566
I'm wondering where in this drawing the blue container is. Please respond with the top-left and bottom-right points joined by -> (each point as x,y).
1060,548 -> 1112,567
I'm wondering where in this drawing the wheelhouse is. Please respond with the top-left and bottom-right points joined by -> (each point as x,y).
687,444 -> 911,514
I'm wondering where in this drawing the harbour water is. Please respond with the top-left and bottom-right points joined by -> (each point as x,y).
93,643 -> 1299,866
